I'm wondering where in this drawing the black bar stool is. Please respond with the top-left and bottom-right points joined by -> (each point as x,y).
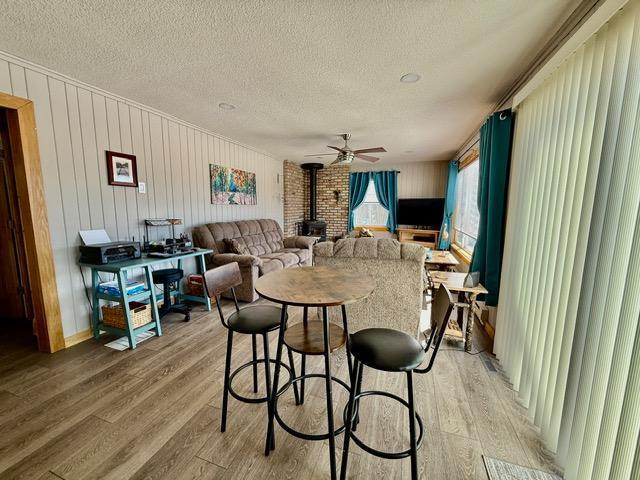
152,268 -> 191,321
340,285 -> 454,480
202,262 -> 300,432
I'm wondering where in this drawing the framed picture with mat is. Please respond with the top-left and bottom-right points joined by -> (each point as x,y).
106,151 -> 138,187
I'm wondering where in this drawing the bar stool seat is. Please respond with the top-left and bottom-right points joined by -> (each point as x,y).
152,268 -> 191,321
228,305 -> 282,334
349,328 -> 425,372
152,267 -> 183,284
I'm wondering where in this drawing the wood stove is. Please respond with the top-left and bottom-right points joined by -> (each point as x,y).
301,163 -> 327,241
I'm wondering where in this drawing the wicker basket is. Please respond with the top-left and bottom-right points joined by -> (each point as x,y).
102,301 -> 152,329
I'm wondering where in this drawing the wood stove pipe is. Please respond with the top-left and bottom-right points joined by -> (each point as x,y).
301,163 -> 324,221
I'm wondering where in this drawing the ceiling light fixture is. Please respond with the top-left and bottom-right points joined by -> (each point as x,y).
218,102 -> 236,110
400,73 -> 421,83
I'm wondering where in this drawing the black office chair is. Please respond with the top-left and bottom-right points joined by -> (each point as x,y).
152,268 -> 191,321
203,262 -> 300,432
340,284 -> 454,480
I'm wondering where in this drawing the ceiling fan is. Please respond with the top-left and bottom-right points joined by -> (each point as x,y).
305,134 -> 386,165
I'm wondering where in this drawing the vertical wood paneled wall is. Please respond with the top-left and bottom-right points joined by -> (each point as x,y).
351,160 -> 448,198
0,52 -> 283,339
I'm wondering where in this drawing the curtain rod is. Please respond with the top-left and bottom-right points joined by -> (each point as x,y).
455,138 -> 480,162
452,0 -> 603,160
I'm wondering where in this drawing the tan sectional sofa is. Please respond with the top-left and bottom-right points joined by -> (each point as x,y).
313,237 -> 426,337
192,219 -> 315,301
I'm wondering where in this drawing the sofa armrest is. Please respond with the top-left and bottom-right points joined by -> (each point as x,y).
211,253 -> 262,268
283,235 -> 317,249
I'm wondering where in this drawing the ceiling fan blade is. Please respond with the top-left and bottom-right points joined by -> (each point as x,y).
355,153 -> 379,162
304,153 -> 336,156
330,157 -> 343,165
353,147 -> 386,154
327,145 -> 347,153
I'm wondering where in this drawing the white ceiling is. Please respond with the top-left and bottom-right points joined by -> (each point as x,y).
0,0 -> 578,164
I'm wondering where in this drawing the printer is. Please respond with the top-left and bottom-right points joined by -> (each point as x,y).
79,241 -> 141,265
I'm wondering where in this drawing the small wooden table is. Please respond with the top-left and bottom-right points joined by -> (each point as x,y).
255,266 -> 374,480
429,271 -> 487,352
425,250 -> 459,270
81,248 -> 213,349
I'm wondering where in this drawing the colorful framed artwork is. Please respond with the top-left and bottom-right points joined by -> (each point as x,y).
210,164 -> 257,205
106,151 -> 138,187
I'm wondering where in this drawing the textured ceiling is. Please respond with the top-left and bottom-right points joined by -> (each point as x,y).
0,0 -> 578,164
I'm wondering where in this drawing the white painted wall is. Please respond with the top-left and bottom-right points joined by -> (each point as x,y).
0,52 -> 283,339
351,160 -> 448,198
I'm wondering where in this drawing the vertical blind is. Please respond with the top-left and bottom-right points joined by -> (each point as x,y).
494,1 -> 640,479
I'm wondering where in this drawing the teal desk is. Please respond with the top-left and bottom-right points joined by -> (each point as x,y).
81,248 -> 213,349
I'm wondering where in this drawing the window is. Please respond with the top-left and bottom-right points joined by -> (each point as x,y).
353,179 -> 388,227
453,159 -> 480,253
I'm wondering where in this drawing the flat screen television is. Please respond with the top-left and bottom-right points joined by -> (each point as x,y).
397,198 -> 445,230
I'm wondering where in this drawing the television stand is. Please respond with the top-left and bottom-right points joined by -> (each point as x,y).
397,228 -> 439,249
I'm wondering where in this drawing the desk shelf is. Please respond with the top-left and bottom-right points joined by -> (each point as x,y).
97,289 -> 152,303
84,248 -> 213,349
98,320 -> 159,337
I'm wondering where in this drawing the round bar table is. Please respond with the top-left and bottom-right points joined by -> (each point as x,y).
256,266 -> 374,480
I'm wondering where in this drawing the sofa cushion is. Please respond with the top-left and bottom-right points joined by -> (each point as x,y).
259,251 -> 300,269
278,247 -> 310,265
325,237 -> 409,260
259,258 -> 284,275
224,238 -> 249,255
195,219 -> 284,257
259,219 -> 285,252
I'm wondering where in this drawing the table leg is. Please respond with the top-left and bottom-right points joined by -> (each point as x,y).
144,266 -> 162,337
300,306 -> 308,405
265,304 -> 288,456
176,259 -> 183,304
464,294 -> 473,353
116,271 -> 136,349
457,291 -> 465,331
341,305 -> 354,384
322,306 -> 337,480
197,254 -> 212,311
91,269 -> 100,339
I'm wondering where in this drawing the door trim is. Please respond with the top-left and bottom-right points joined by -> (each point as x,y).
1,92 -> 65,353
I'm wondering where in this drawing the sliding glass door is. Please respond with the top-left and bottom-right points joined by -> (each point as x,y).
495,2 -> 640,479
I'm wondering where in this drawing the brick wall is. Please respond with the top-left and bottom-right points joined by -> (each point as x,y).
283,160 -> 350,240
283,160 -> 305,236
316,164 -> 350,239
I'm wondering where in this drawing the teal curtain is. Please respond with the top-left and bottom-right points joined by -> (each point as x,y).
372,171 -> 399,232
438,161 -> 458,249
348,171 -> 371,231
470,109 -> 514,306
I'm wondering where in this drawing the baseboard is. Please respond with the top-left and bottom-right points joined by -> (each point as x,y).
483,321 -> 495,339
64,328 -> 93,348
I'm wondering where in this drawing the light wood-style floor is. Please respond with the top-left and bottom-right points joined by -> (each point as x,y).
0,300 -> 561,480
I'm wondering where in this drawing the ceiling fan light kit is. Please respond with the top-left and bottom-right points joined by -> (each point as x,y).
305,134 -> 386,165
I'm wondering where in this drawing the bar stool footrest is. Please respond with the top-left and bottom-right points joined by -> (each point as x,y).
343,390 -> 424,460
274,373 -> 350,441
229,358 -> 293,404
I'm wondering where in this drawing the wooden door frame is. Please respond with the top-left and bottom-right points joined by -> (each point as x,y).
0,92 -> 65,353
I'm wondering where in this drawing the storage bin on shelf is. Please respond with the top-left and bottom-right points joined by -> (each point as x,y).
185,274 -> 204,296
101,301 -> 152,329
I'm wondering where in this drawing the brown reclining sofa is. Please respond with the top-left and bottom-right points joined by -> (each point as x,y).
192,219 -> 315,302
